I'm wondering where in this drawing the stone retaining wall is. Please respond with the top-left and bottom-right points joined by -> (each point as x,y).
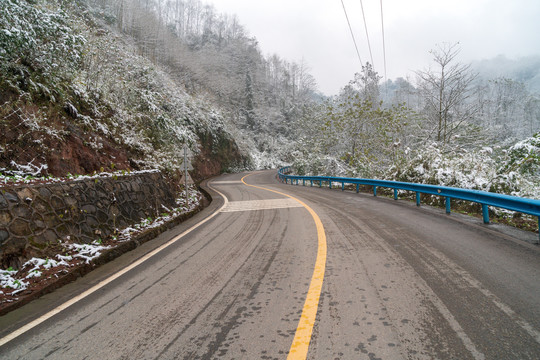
0,171 -> 177,269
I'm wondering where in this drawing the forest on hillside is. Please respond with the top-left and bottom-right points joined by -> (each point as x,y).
0,0 -> 321,179
1,0 -> 539,208
294,44 -> 540,202
91,0 -> 321,166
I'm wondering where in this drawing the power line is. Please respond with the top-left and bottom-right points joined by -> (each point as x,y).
340,0 -> 363,68
380,0 -> 388,84
359,0 -> 374,66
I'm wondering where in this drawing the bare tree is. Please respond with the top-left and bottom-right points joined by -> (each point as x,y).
416,43 -> 478,145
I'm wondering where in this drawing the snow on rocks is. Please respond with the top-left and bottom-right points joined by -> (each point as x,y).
0,167 -> 159,186
0,185 -> 203,307
62,242 -> 112,264
24,257 -> 69,271
0,268 -> 28,295
117,185 -> 202,242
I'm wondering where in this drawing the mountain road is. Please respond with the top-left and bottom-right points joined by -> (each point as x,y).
1,170 -> 540,359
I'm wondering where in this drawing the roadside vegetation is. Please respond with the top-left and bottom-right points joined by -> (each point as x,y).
291,46 -> 540,203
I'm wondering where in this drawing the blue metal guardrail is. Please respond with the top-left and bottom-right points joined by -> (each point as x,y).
278,166 -> 540,241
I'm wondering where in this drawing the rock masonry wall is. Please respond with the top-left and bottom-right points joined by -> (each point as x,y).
0,171 -> 177,269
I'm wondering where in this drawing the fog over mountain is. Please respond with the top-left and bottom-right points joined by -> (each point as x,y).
472,55 -> 540,93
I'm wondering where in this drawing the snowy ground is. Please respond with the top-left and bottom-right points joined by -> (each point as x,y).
0,164 -> 160,186
0,185 -> 202,308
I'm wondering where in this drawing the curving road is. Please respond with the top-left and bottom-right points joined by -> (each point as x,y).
1,170 -> 540,359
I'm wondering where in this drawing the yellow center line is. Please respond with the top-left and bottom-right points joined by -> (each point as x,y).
241,173 -> 327,359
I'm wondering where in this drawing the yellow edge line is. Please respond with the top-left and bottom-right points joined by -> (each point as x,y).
241,173 -> 327,359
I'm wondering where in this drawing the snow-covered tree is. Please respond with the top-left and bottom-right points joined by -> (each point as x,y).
416,43 -> 479,146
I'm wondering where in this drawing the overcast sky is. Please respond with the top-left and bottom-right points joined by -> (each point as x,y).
209,0 -> 540,95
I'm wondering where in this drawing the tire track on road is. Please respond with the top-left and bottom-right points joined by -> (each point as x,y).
321,204 -> 481,359
153,208 -> 274,359
374,223 -> 540,359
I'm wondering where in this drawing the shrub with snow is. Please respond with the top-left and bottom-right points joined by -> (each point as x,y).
387,140 -> 539,200
503,133 -> 540,177
0,0 -> 85,98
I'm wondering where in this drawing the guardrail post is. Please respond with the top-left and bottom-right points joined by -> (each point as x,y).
319,180 -> 322,188
303,179 -> 305,186
342,182 -> 345,191
394,189 -> 398,200
482,204 -> 489,224
356,184 -> 359,193
537,217 -> 539,243
310,180 -> 313,187
373,186 -> 377,197
446,197 -> 451,214
296,179 -> 299,185
329,180 -> 332,189
416,192 -> 421,206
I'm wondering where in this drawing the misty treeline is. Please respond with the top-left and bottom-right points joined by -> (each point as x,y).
293,43 -> 539,201
383,45 -> 540,145
88,0 -> 318,138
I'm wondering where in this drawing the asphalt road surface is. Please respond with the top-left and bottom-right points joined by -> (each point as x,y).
1,170 -> 540,359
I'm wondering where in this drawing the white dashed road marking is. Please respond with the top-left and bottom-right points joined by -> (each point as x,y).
221,198 -> 303,212
211,181 -> 244,185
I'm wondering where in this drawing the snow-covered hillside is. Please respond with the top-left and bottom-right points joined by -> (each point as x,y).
1,1 -> 539,204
